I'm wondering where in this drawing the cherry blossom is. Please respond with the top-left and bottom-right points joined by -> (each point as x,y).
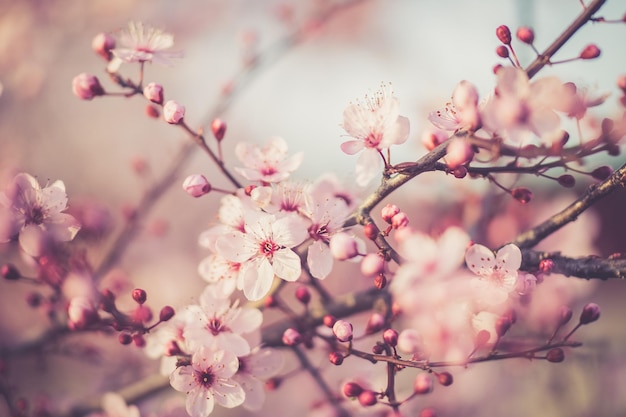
234,137 -> 303,184
233,347 -> 284,411
0,173 -> 81,256
170,347 -> 245,417
341,83 -> 410,186
215,211 -> 308,301
464,243 -> 524,306
428,80 -> 481,131
183,287 -> 262,356
111,21 -> 183,66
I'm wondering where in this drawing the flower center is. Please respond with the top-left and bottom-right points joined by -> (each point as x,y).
26,206 -> 45,225
308,223 -> 329,242
195,368 -> 215,388
259,239 -> 279,258
207,317 -> 226,335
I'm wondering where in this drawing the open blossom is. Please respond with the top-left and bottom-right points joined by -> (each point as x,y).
184,287 -> 262,356
170,347 -> 245,417
111,21 -> 183,65
234,137 -> 303,184
233,347 -> 284,411
428,80 -> 481,131
216,211 -> 308,301
341,83 -> 410,186
465,243 -> 525,305
0,173 -> 81,256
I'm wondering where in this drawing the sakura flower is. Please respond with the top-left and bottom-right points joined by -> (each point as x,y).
0,173 -> 81,256
234,137 -> 303,184
197,253 -> 240,299
184,287 -> 262,356
112,21 -> 183,66
216,211 -> 308,301
233,347 -> 284,411
170,347 -> 245,417
341,83 -> 410,186
465,243 -> 522,305
428,80 -> 481,131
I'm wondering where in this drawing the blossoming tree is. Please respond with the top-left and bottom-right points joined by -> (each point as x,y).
1,1 -> 626,417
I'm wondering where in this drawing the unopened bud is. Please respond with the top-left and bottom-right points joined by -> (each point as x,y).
437,372 -> 453,386
1,263 -> 21,280
159,306 -> 175,322
295,286 -> 311,304
383,328 -> 398,347
579,302 -> 600,324
374,273 -> 387,290
118,333 -> 132,345
132,288 -> 147,304
591,166 -> 612,181
558,306 -> 573,326
496,25 -> 512,45
323,314 -> 336,328
512,187 -> 532,204
579,44 -> 601,60
211,118 -> 227,141
146,104 -> 160,119
358,390 -> 377,407
516,26 -> 535,44
328,351 -> 344,365
132,305 -> 153,323
343,382 -> 364,397
143,82 -> 164,104
475,329 -> 491,348
329,232 -> 359,260
163,100 -> 185,124
391,212 -> 409,229
333,320 -> 353,342
92,32 -> 116,60
363,223 -> 380,240
413,373 -> 433,394
546,347 -> 565,363
361,253 -> 385,277
496,45 -> 509,58
557,174 -> 576,188
182,174 -> 211,198
282,328 -> 302,346
365,313 -> 385,334
133,334 -> 146,348
72,73 -> 105,100
67,296 -> 99,330
381,204 -> 400,223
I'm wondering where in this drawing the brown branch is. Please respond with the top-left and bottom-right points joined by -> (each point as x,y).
513,162 -> 626,249
521,250 -> 626,280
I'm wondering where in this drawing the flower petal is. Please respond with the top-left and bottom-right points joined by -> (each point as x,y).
465,243 -> 495,277
241,259 -> 274,301
271,249 -> 302,282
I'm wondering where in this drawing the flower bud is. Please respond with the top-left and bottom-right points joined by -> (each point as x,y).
512,187 -> 532,204
383,328 -> 398,347
580,44 -> 601,60
363,223 -> 380,240
361,253 -> 385,277
591,166 -> 612,181
146,104 -> 160,119
328,351 -> 344,365
496,25 -> 512,44
329,232 -> 359,260
92,32 -> 116,60
323,314 -> 337,328
67,296 -> 99,330
333,320 -> 353,342
516,26 -> 535,44
374,274 -> 387,290
282,328 -> 302,346
437,371 -> 453,386
1,263 -> 21,280
358,390 -> 377,407
579,302 -> 600,324
132,288 -> 147,304
143,82 -> 164,104
182,174 -> 211,198
365,313 -> 385,334
546,347 -> 565,363
475,329 -> 491,348
211,118 -> 227,141
558,306 -> 573,326
343,382 -> 363,397
381,204 -> 400,223
159,305 -> 175,322
557,174 -> 576,188
133,334 -> 146,348
295,286 -> 311,304
391,212 -> 409,230
413,373 -> 433,394
132,305 -> 153,323
118,333 -> 132,345
496,45 -> 509,58
163,100 -> 185,124
72,73 -> 105,100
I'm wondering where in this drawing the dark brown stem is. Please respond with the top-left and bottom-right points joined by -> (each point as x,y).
521,250 -> 626,280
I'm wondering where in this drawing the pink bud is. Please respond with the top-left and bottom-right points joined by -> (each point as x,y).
329,232 -> 359,260
323,314 -> 336,328
365,313 -> 385,334
446,139 -> 474,169
558,306 -> 573,326
133,334 -> 146,348
383,328 -> 398,347
381,204 -> 400,223
282,328 -> 302,346
496,45 -> 509,58
496,25 -> 512,44
557,174 -> 576,188
92,32 -> 116,61
580,44 -> 601,60
163,100 -> 185,124
512,187 -> 532,204
452,80 -> 479,110
413,373 -> 433,394
360,253 -> 385,277
67,296 -> 99,330
72,73 -> 105,100
358,390 -> 377,407
343,382 -> 364,397
119,333 -> 132,345
546,347 -> 565,363
159,306 -> 175,322
328,351 -> 344,365
391,212 -> 409,230
591,166 -> 612,181
363,223 -> 380,240
132,305 -> 153,323
437,372 -> 453,386
182,174 -> 211,198
295,286 -> 311,304
143,82 -> 164,104
516,26 -> 535,44
333,320 -> 353,342
211,118 -> 227,141
132,288 -> 147,304
579,302 -> 600,324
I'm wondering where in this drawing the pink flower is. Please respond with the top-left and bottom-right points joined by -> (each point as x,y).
183,287 -> 262,356
182,174 -> 211,198
233,347 -> 284,411
215,211 -> 308,301
341,83 -> 410,186
112,21 -> 183,65
143,82 -> 164,104
428,80 -> 481,131
163,100 -> 185,124
465,243 -> 522,305
170,347 -> 245,417
0,173 -> 81,256
234,137 -> 303,184
72,73 -> 105,100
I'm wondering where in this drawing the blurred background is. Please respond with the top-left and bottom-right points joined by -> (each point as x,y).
0,0 -> 625,416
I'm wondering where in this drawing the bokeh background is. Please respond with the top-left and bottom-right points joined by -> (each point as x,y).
1,0 -> 625,416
